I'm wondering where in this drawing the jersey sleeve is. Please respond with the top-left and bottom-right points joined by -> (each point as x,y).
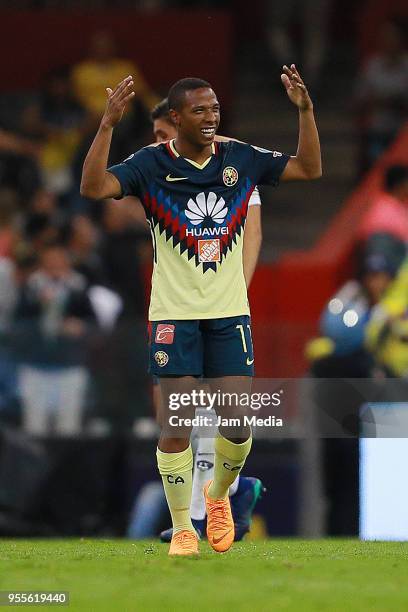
248,186 -> 261,207
107,147 -> 154,198
249,145 -> 290,186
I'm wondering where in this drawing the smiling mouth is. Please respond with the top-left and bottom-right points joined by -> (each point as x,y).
200,127 -> 216,137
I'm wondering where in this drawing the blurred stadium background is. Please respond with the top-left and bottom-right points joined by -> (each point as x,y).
0,0 -> 407,542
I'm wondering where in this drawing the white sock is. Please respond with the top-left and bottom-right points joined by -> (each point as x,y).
190,428 -> 215,521
229,475 -> 240,496
190,412 -> 242,520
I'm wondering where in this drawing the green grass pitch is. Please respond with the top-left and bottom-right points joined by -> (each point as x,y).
1,539 -> 408,611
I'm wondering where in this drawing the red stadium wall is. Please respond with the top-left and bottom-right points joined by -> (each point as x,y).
0,10 -> 233,105
248,123 -> 408,377
357,0 -> 408,61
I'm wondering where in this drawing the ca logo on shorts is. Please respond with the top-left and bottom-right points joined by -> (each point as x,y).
223,166 -> 238,186
154,350 -> 169,367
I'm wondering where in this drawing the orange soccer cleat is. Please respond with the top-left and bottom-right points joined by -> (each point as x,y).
204,481 -> 235,553
168,530 -> 199,556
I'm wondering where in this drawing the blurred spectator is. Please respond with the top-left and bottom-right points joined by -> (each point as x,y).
87,198 -> 150,429
24,213 -> 60,252
366,256 -> 408,377
12,243 -> 96,436
22,67 -> 86,198
61,213 -> 124,332
62,214 -> 105,287
306,234 -> 405,376
355,20 -> 408,173
22,187 -> 63,251
0,245 -> 37,425
71,31 -> 159,196
265,0 -> 332,89
99,198 -> 150,318
0,129 -> 41,200
306,236 -> 403,536
306,246 -> 400,374
71,30 -> 158,121
29,189 -> 59,217
0,188 -> 20,257
0,129 -> 40,160
357,165 -> 408,242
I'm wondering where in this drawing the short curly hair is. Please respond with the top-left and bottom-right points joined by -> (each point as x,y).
167,77 -> 212,111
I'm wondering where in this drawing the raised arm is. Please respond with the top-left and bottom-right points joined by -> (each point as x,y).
280,64 -> 322,181
80,75 -> 135,200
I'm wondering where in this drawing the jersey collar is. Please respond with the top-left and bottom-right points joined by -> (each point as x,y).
167,138 -> 216,170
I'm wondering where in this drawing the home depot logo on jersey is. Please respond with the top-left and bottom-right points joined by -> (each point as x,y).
155,324 -> 175,344
198,239 -> 221,263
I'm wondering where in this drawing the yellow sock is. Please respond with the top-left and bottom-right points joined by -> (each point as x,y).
157,445 -> 194,534
208,435 -> 252,500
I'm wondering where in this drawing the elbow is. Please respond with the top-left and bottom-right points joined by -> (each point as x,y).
291,157 -> 322,180
310,167 -> 322,179
80,182 -> 100,200
79,185 -> 88,198
305,164 -> 322,180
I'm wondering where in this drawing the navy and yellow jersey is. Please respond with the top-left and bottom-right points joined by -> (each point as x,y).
108,139 -> 289,321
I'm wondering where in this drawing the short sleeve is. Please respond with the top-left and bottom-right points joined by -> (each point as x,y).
250,145 -> 290,186
108,148 -> 151,199
248,186 -> 261,207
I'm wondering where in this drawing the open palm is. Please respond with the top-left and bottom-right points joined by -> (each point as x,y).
103,76 -> 135,127
281,64 -> 312,111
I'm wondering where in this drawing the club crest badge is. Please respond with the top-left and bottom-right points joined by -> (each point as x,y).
223,166 -> 238,187
154,350 -> 169,367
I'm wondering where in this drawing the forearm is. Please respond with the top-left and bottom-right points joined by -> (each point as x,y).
80,121 -> 113,198
243,241 -> 261,288
295,108 -> 322,178
0,129 -> 38,157
243,231 -> 262,288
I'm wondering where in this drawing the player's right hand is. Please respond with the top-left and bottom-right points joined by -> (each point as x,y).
102,75 -> 135,127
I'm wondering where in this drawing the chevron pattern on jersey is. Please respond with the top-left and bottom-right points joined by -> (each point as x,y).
143,179 -> 255,273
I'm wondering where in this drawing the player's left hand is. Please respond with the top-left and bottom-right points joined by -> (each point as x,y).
281,64 -> 313,111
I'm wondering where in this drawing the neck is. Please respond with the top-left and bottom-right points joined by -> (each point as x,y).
174,136 -> 212,164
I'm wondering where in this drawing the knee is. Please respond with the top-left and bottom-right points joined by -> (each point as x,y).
158,437 -> 190,453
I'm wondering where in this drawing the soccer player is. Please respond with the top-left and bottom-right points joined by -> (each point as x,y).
81,66 -> 321,556
150,99 -> 265,543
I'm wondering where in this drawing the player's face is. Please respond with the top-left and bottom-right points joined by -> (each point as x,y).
173,88 -> 220,147
153,118 -> 177,143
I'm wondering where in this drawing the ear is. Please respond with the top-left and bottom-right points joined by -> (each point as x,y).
169,109 -> 180,127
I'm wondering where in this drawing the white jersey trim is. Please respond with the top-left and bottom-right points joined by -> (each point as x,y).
248,185 -> 261,207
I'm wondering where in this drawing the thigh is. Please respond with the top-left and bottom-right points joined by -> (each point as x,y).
203,315 -> 254,378
149,320 -> 203,377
